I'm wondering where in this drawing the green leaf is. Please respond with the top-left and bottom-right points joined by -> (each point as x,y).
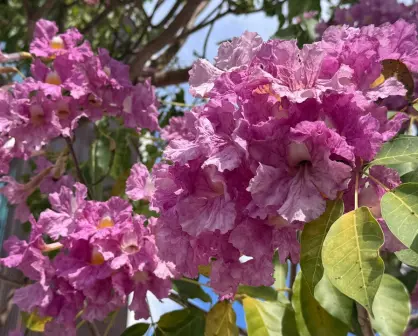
402,169 -> 418,183
121,323 -> 150,336
288,0 -> 320,22
21,311 -> 52,332
237,285 -> 278,301
292,273 -> 349,336
300,199 -> 344,293
322,207 -> 384,313
110,128 -> 132,180
156,308 -> 205,336
243,297 -> 298,336
381,183 -> 418,252
314,275 -> 353,326
371,274 -> 411,336
396,249 -> 418,267
388,162 -> 418,177
172,279 -> 212,303
369,136 -> 418,166
205,301 -> 238,336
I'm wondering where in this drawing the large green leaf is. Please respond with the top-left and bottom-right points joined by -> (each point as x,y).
371,274 -> 411,336
322,207 -> 384,313
292,273 -> 349,336
314,275 -> 353,327
237,285 -> 278,301
381,183 -> 418,252
402,169 -> 418,183
156,308 -> 205,336
243,297 -> 298,336
109,128 -> 132,180
205,301 -> 238,336
121,323 -> 150,336
369,136 -> 418,166
172,279 -> 212,303
300,200 -> 344,293
396,249 -> 418,267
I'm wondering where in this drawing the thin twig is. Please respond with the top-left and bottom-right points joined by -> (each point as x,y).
202,14 -> 217,59
159,100 -> 195,108
363,172 -> 390,192
356,303 -> 375,336
103,309 -> 119,336
288,263 -> 297,301
65,137 -> 92,199
87,321 -> 100,336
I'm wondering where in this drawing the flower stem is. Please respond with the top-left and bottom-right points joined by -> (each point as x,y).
103,309 -> 119,336
363,172 -> 390,192
178,277 -> 212,289
288,263 -> 297,301
65,137 -> 92,199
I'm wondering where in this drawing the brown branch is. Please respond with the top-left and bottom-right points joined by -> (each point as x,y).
130,0 -> 208,80
155,0 -> 183,28
356,303 -> 375,336
152,67 -> 191,87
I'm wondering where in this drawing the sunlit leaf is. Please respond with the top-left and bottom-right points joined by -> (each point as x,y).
322,207 -> 384,313
369,136 -> 418,166
243,296 -> 298,336
292,272 -> 349,336
314,275 -> 353,326
300,200 -> 344,293
21,311 -> 52,332
156,308 -> 205,336
205,301 -> 238,336
381,183 -> 418,252
371,274 -> 411,336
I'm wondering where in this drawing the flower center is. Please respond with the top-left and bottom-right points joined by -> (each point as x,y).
56,101 -> 70,120
50,36 -> 65,50
267,214 -> 289,228
133,271 -> 149,284
287,142 -> 311,168
45,71 -> 62,85
103,66 -> 111,77
30,105 -> 45,126
88,94 -> 102,107
121,232 -> 140,254
97,215 -> 114,229
91,247 -> 105,265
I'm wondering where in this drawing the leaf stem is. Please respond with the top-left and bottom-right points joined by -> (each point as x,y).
103,309 -> 119,336
288,263 -> 297,301
354,171 -> 359,210
178,277 -> 212,289
363,172 -> 390,192
87,321 -> 100,336
158,100 -> 195,108
65,137 -> 92,199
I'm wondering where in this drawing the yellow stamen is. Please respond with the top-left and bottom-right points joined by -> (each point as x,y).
97,216 -> 114,229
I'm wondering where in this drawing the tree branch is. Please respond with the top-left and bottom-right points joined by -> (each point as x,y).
152,67 -> 191,87
130,0 -> 208,80
155,0 -> 183,28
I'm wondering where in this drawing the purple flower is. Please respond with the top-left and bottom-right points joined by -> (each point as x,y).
126,163 -> 154,201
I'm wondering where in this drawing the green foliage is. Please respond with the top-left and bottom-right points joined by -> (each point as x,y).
369,135 -> 418,166
314,275 -> 353,327
371,274 -> 411,336
402,168 -> 418,183
322,207 -> 384,313
381,183 -> 418,252
237,285 -> 278,301
300,199 -> 344,293
243,296 -> 298,335
172,279 -> 212,303
21,311 -> 52,332
121,323 -> 150,336
396,249 -> 418,268
205,301 -> 238,336
292,273 -> 349,336
156,308 -> 205,336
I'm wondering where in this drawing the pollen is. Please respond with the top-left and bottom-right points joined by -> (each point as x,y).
370,73 -> 385,88
50,36 -> 65,50
97,215 -> 114,229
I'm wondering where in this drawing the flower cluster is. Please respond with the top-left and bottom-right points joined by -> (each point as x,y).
149,22 -> 415,296
0,183 -> 173,335
0,19 -> 159,221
